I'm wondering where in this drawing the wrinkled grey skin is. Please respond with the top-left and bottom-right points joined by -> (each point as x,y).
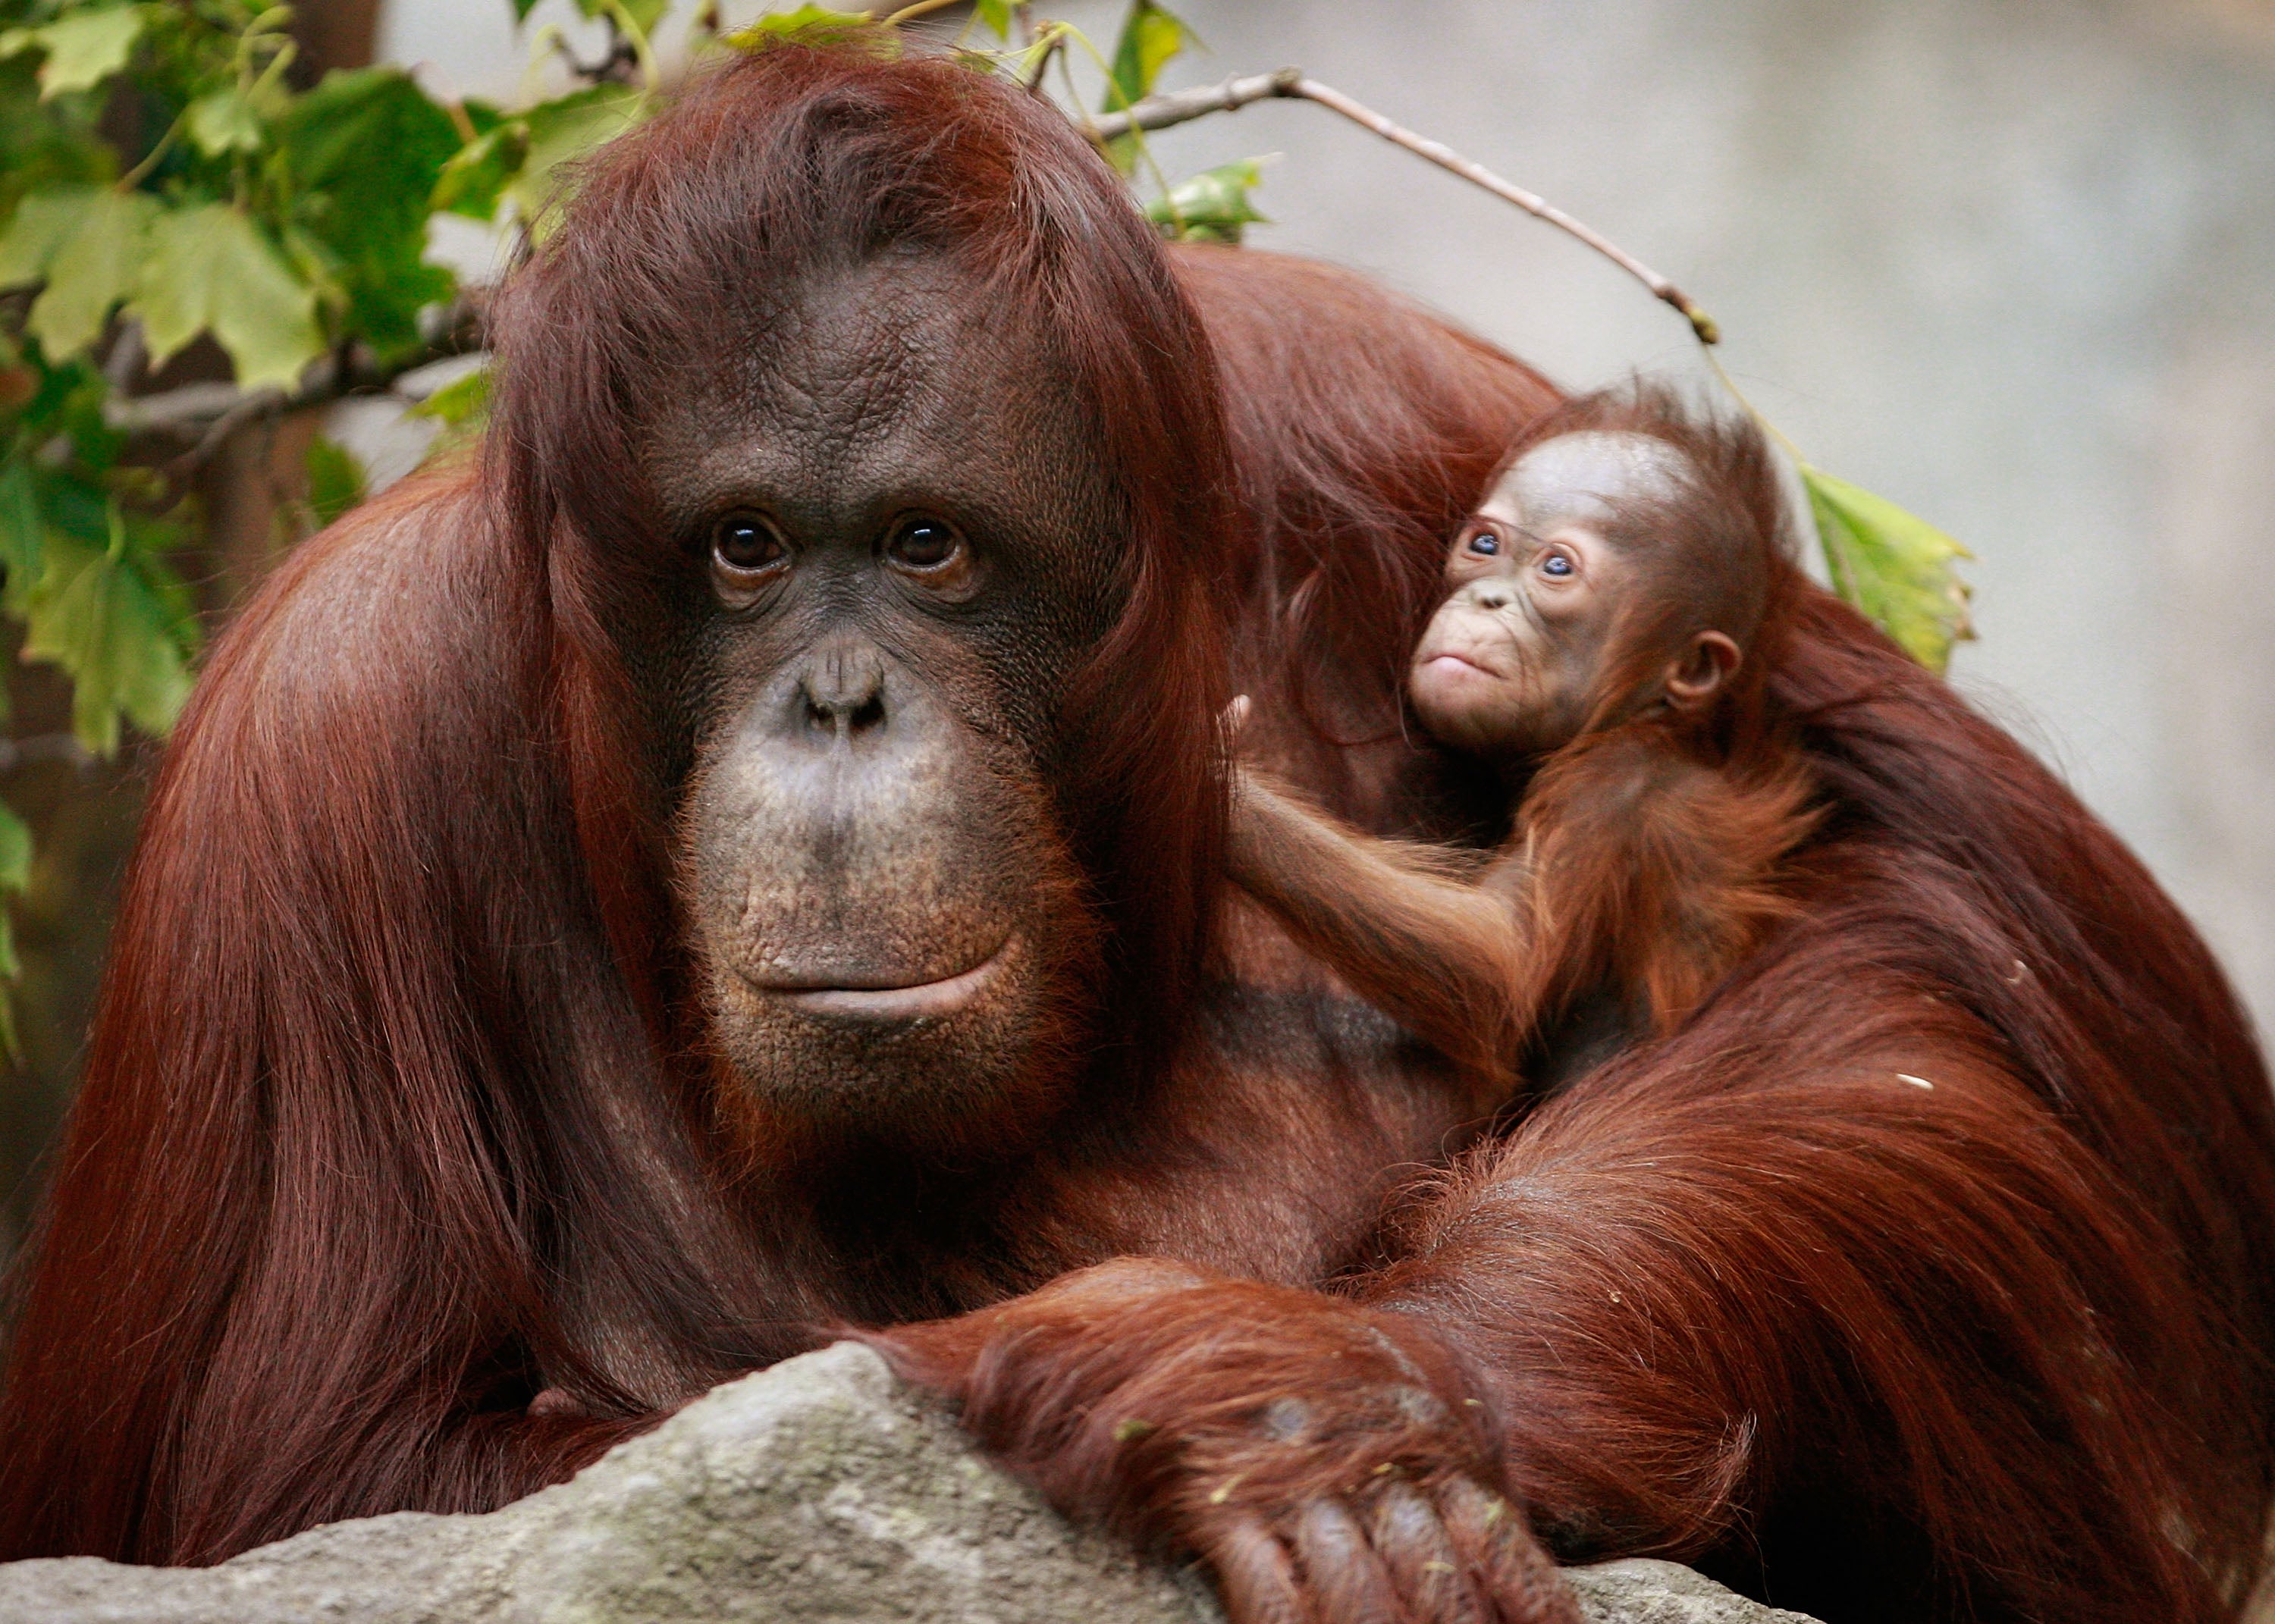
1408,431 -> 1695,759
642,254 -> 1123,1146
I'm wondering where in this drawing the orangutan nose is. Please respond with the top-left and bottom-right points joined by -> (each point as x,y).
795,636 -> 889,742
1463,578 -> 1516,613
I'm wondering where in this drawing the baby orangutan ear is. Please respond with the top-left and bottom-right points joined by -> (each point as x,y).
1662,630 -> 1743,715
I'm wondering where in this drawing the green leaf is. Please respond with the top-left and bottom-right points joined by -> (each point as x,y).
133,203 -> 322,391
0,187 -> 155,362
730,5 -> 880,50
410,364 -> 489,428
18,521 -> 196,757
431,119 -> 529,221
0,49 -> 115,224
1106,0 -> 1188,107
25,6 -> 145,101
512,0 -> 543,19
1801,463 -> 1975,675
577,0 -> 668,32
274,68 -> 461,356
0,800 -> 30,897
1101,2 -> 1192,173
304,434 -> 364,527
186,86 -> 263,156
1147,157 -> 1269,245
973,0 -> 1015,39
0,189 -> 80,287
0,456 -> 42,603
505,83 -> 643,225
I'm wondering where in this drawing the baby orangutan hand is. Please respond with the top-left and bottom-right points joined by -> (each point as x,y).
868,1259 -> 1579,1624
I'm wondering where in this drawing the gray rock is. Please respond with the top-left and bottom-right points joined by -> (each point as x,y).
1564,1561 -> 1822,1624
0,1341 -> 1815,1623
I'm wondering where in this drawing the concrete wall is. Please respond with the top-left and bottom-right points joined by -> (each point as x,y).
379,0 -> 2275,1036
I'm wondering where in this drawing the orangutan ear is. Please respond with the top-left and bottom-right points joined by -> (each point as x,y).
1663,630 -> 1742,714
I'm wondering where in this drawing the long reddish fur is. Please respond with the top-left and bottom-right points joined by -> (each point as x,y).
0,39 -> 2260,1624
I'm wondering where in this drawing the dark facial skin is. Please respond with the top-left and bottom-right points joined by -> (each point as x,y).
1408,430 -> 1741,761
640,252 -> 1124,1149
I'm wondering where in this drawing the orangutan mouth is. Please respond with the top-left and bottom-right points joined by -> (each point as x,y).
753,934 -> 1015,1021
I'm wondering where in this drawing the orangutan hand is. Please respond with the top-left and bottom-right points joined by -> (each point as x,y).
869,1258 -> 1580,1624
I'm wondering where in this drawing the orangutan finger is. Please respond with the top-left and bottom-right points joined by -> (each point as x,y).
1291,1497 -> 1409,1624
1367,1479 -> 1492,1624
1439,1478 -> 1582,1624
1207,1513 -> 1316,1624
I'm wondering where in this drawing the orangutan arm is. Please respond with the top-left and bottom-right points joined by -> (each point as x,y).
1225,766 -> 1528,1087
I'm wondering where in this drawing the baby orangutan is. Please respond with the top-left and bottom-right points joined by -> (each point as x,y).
1228,384 -> 1819,1097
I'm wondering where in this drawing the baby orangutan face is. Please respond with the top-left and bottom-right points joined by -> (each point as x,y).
1408,430 -> 1742,760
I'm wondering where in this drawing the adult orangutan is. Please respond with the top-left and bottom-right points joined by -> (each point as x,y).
2,40 -> 2270,1624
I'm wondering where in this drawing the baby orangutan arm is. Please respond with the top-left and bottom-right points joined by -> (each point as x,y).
1226,728 -> 1822,1093
1226,766 -> 1530,1089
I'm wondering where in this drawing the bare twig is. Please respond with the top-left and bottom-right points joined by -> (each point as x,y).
1087,72 -> 1720,345
103,298 -> 488,472
102,322 -> 146,395
1021,25 -> 1067,93
1087,68 -> 1303,140
0,733 -> 94,774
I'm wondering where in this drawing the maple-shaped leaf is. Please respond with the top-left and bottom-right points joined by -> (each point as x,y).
0,6 -> 146,102
187,86 -> 263,156
0,186 -> 155,362
507,84 -> 646,230
1802,463 -> 1975,676
17,523 -> 196,757
133,203 -> 322,392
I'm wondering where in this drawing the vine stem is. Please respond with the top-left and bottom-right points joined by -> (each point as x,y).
880,0 -> 963,23
1087,71 -> 1721,345
115,107 -> 189,193
1699,343 -> 1806,465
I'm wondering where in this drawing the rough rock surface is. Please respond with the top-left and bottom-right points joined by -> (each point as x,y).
0,1341 -> 1818,1623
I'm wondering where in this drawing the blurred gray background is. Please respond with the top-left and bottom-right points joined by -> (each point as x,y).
381,0 -> 2275,1039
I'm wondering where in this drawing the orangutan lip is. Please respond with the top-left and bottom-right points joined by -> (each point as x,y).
1422,651 -> 1498,679
754,935 -> 1014,1021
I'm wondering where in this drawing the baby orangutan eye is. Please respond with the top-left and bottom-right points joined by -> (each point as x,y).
1464,526 -> 1501,556
1539,551 -> 1575,578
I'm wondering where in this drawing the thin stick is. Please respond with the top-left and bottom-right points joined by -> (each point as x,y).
880,0 -> 962,24
1023,24 -> 1068,92
1086,67 -> 1304,139
1087,72 -> 1719,346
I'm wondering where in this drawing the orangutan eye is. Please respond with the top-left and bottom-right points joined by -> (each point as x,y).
712,513 -> 787,575
1539,551 -> 1575,578
1464,528 -> 1500,556
887,517 -> 962,572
